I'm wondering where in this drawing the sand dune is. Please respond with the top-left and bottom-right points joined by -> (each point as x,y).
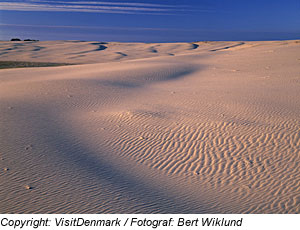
0,40 -> 203,64
0,40 -> 299,213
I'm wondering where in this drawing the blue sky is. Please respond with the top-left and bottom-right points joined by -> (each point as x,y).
0,0 -> 299,42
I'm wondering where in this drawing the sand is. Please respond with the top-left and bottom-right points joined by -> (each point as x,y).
0,40 -> 299,213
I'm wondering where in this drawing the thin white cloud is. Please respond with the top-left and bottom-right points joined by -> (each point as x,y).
29,0 -> 185,8
0,1 -> 196,15
0,23 -> 204,32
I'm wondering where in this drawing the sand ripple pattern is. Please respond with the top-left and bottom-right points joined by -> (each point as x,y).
100,109 -> 299,213
1,40 -> 299,213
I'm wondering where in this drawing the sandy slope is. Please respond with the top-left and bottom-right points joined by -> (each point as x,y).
0,40 -> 299,213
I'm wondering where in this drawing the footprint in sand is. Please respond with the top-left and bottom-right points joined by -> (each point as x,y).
24,145 -> 33,150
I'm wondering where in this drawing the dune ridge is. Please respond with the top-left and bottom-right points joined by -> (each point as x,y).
0,40 -> 299,213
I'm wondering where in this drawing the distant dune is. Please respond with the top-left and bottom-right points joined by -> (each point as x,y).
0,40 -> 299,213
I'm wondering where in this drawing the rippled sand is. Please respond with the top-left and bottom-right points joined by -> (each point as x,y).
0,40 -> 299,213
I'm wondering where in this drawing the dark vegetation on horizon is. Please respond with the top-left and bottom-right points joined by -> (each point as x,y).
10,38 -> 39,41
0,61 -> 73,69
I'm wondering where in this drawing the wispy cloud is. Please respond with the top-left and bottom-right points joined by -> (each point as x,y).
0,23 -> 206,32
29,0 -> 186,8
0,0 -> 205,15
